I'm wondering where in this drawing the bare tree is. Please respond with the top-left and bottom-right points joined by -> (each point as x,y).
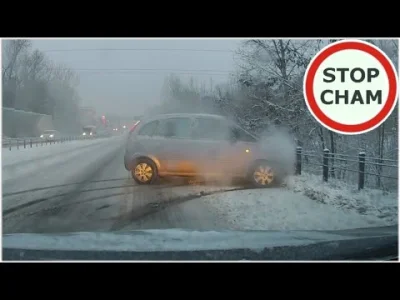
207,38 -> 398,189
2,40 -> 83,135
2,40 -> 32,109
2,39 -> 32,82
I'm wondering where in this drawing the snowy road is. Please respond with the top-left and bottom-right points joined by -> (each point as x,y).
2,137 -> 238,234
3,136 -> 396,234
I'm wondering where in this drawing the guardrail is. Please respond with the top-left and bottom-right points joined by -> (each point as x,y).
2,135 -> 110,150
295,147 -> 398,191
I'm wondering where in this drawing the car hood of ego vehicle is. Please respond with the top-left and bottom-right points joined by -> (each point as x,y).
3,225 -> 397,261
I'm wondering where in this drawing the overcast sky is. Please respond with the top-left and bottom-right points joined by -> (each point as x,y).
30,39 -> 240,116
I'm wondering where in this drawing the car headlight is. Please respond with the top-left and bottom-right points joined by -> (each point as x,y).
49,135 -> 54,138
90,132 -> 92,135
83,132 -> 86,136
40,135 -> 44,138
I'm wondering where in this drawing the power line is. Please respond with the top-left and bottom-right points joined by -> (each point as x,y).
42,48 -> 235,53
79,71 -> 232,77
52,67 -> 232,73
42,67 -> 234,77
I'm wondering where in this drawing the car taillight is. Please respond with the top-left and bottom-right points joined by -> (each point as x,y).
129,121 -> 140,134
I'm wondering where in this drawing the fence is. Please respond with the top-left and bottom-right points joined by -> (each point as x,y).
295,147 -> 398,191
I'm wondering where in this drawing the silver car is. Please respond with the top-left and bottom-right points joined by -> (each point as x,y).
124,113 -> 284,187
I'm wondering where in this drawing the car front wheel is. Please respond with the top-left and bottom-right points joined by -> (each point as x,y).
249,161 -> 277,188
131,158 -> 158,185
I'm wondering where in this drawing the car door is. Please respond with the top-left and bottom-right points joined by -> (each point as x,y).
152,116 -> 196,174
126,119 -> 161,162
190,117 -> 231,176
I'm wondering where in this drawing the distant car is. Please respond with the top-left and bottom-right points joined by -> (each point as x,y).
40,130 -> 59,141
112,127 -> 121,135
82,126 -> 96,137
124,113 -> 285,187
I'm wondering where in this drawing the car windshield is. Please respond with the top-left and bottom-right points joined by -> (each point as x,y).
2,38 -> 398,261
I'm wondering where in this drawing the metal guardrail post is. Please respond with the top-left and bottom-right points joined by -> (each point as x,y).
323,148 -> 329,182
358,152 -> 366,190
295,146 -> 302,175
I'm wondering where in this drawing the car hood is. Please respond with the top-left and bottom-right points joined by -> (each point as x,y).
3,226 -> 397,253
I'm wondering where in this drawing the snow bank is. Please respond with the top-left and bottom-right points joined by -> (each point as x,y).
200,172 -> 397,231
201,188 -> 390,231
284,173 -> 398,225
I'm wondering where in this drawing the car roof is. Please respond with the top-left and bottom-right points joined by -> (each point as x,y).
137,113 -> 259,141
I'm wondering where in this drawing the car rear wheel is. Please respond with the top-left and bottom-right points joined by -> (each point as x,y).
131,158 -> 158,185
249,161 -> 277,188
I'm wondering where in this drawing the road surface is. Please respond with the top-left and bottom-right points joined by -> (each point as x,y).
3,137 -> 238,234
3,136 -> 394,235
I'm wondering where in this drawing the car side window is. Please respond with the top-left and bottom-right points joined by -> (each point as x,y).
155,118 -> 192,139
192,118 -> 230,141
137,120 -> 159,136
231,126 -> 257,142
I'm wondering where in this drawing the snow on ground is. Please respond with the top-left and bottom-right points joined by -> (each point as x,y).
284,173 -> 398,225
2,138 -> 120,183
2,138 -> 106,167
201,187 -> 392,231
200,172 -> 397,231
2,136 -> 125,211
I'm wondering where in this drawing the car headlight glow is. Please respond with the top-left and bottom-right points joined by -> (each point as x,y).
90,132 -> 92,135
49,134 -> 54,138
83,132 -> 86,136
40,135 -> 44,138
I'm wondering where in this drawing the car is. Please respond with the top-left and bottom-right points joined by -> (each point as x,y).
82,125 -> 96,137
40,130 -> 60,141
124,113 -> 285,187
